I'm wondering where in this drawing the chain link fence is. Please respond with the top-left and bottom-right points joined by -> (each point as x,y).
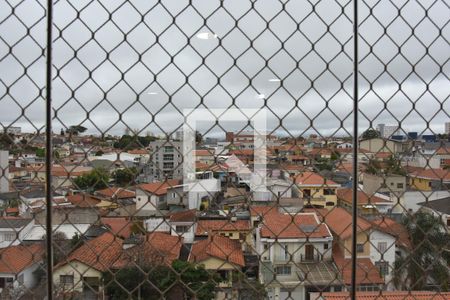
0,0 -> 449,299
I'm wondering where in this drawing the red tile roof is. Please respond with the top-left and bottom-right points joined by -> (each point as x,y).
127,149 -> 148,155
435,147 -> 450,155
323,207 -> 372,240
294,171 -> 339,186
95,187 -> 136,199
371,217 -> 411,249
320,291 -> 450,300
336,188 -> 390,205
66,193 -> 101,208
101,217 -> 133,239
194,149 -> 215,156
169,209 -> 196,222
408,168 -> 450,181
195,219 -> 251,236
189,235 -> 245,267
56,232 -> 123,272
332,243 -> 384,285
0,244 -> 44,273
138,179 -> 181,196
259,211 -> 332,239
113,232 -> 182,268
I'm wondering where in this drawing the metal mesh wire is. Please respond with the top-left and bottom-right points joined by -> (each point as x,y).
0,0 -> 449,299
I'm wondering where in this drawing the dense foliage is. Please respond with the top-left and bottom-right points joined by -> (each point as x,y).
104,260 -> 221,300
74,168 -> 110,190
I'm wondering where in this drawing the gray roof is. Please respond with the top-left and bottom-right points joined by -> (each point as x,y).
418,197 -> 450,215
0,218 -> 32,228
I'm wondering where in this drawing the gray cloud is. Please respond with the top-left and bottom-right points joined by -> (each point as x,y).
0,0 -> 449,138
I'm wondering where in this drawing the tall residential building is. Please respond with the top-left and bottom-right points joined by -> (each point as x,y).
376,124 -> 399,138
445,122 -> 450,135
148,140 -> 183,182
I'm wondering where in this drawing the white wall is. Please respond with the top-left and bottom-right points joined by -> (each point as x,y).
369,229 -> 396,288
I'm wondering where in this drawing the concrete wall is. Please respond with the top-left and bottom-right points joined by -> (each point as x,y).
53,261 -> 102,292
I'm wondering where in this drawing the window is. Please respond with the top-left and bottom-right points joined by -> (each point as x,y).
275,265 -> 291,276
164,146 -> 174,153
163,154 -> 174,161
3,233 -> 15,241
324,188 -> 335,195
397,183 -> 404,189
356,244 -> 364,253
163,162 -> 174,169
280,244 -> 289,260
376,261 -> 389,277
18,274 -> 24,285
60,275 -> 74,285
324,243 -> 329,250
377,242 -> 387,253
175,225 -> 190,233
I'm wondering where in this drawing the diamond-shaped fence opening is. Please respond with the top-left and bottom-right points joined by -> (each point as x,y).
0,0 -> 449,299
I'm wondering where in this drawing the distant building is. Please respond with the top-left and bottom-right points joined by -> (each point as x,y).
445,122 -> 450,135
148,140 -> 183,181
3,126 -> 21,135
376,124 -> 399,138
0,151 -> 8,193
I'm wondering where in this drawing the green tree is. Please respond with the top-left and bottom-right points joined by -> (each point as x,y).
94,150 -> 104,156
393,211 -> 450,291
104,260 -> 221,300
35,148 -> 45,157
74,168 -> 110,190
67,125 -> 87,135
112,167 -> 138,186
195,131 -> 203,145
361,128 -> 380,140
113,135 -> 156,149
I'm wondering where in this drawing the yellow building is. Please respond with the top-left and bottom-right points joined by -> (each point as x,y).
294,171 -> 340,209
189,234 -> 244,299
53,232 -> 123,293
195,219 -> 253,250
409,168 -> 450,191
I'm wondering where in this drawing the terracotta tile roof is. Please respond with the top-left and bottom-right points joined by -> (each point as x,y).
56,232 -> 123,272
195,219 -> 251,235
95,187 -> 136,199
29,164 -> 92,177
332,243 -> 384,285
374,151 -> 392,159
323,207 -> 372,240
294,171 -> 339,186
138,179 -> 181,196
66,193 -> 101,208
249,205 -> 279,217
408,168 -> 450,181
229,149 -> 254,156
308,148 -> 333,156
336,188 -> 390,205
127,149 -> 148,155
435,147 -> 450,155
0,244 -> 44,273
371,217 -> 411,249
113,232 -> 182,268
169,209 -> 196,222
189,235 -> 245,267
101,217 -> 132,239
5,207 -> 19,214
259,211 -> 332,239
194,149 -> 215,156
320,291 -> 450,300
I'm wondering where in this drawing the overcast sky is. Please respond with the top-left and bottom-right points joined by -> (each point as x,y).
0,0 -> 449,138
